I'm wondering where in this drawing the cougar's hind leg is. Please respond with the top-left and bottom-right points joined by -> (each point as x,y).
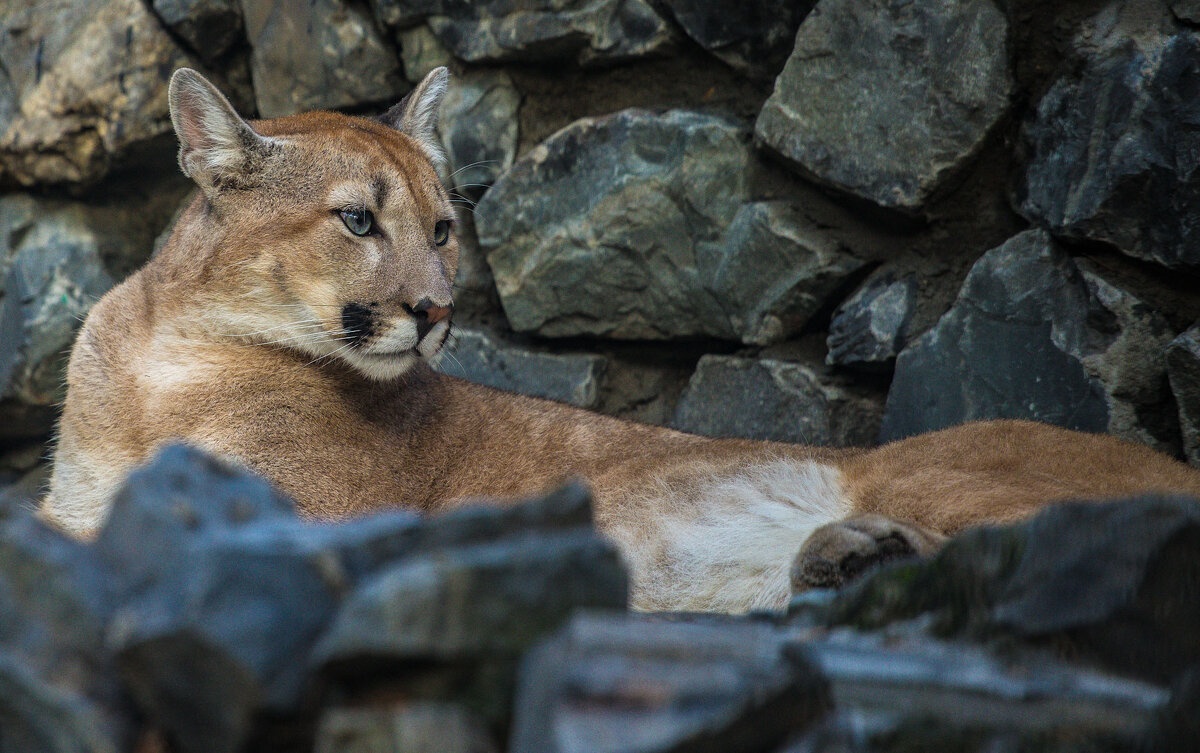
790,513 -> 946,593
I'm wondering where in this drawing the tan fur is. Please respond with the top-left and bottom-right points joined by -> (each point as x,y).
45,69 -> 1200,612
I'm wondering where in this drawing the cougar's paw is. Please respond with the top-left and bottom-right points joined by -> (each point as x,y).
790,514 -> 946,592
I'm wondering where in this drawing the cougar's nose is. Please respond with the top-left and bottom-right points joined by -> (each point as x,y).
407,297 -> 453,342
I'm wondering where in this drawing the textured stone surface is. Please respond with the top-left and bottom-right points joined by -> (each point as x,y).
398,25 -> 454,83
418,0 -> 677,66
482,112 -> 860,343
510,613 -> 830,753
152,0 -> 244,65
827,495 -> 1200,685
315,704 -> 497,753
826,271 -> 917,371
240,0 -> 406,117
1167,326 -> 1200,466
0,0 -> 198,186
755,0 -> 1011,213
657,0 -> 815,79
436,327 -> 606,408
1019,32 -> 1200,269
0,184 -> 189,442
439,71 -> 520,200
672,354 -> 883,446
1174,1 -> 1200,23
880,230 -> 1179,453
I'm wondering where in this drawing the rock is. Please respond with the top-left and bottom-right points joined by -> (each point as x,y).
509,613 -> 831,753
0,184 -> 190,442
398,25 -> 454,83
481,112 -> 862,344
436,327 -> 606,408
702,201 -> 866,346
880,230 -> 1179,453
1174,1 -> 1200,24
826,271 -> 917,371
152,0 -> 244,65
1018,32 -> 1200,269
439,71 -> 520,200
1167,326 -> 1200,466
755,0 -> 1011,214
240,0 -> 406,117
826,494 -> 1200,685
0,653 -> 128,753
657,0 -> 815,79
383,0 -> 677,66
0,0 -> 200,187
785,629 -> 1167,752
315,703 -> 497,753
672,354 -> 883,446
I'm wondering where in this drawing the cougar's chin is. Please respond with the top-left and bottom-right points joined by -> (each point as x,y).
338,318 -> 451,381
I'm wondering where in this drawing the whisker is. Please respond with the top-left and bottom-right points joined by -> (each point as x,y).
448,159 -> 497,179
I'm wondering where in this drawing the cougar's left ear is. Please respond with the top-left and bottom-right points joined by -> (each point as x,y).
378,67 -> 450,169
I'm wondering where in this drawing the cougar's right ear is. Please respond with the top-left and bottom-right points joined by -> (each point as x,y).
168,68 -> 276,191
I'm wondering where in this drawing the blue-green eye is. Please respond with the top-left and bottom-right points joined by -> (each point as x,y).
339,208 -> 375,236
434,219 -> 451,246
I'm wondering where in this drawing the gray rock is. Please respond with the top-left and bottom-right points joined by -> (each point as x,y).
439,71 -> 520,200
391,0 -> 677,66
315,703 -> 497,753
481,111 -> 861,344
702,201 -> 866,346
1174,1 -> 1200,23
0,185 -> 189,442
827,494 -> 1200,685
1018,32 -> 1200,269
152,0 -> 244,65
755,0 -> 1011,213
657,0 -> 815,79
785,629 -> 1167,752
673,354 -> 883,446
509,613 -> 831,753
826,272 -> 917,370
1167,326 -> 1200,466
0,0 -> 199,186
240,0 -> 407,117
398,25 -> 454,83
880,230 -> 1179,454
436,327 -> 606,408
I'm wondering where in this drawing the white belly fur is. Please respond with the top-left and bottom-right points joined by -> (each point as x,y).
609,458 -> 849,613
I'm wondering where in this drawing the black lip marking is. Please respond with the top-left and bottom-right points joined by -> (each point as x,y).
341,303 -> 375,347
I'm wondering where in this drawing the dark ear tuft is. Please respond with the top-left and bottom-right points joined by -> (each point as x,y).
168,68 -> 276,192
378,67 -> 450,168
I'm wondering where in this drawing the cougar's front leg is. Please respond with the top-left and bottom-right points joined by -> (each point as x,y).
790,514 -> 946,592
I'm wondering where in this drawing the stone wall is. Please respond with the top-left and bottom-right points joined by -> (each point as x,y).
3,0 -> 1200,491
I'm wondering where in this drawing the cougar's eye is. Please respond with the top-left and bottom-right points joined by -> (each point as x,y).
339,208 -> 375,236
434,219 -> 451,246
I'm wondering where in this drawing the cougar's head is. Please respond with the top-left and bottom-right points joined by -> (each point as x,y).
166,67 -> 458,381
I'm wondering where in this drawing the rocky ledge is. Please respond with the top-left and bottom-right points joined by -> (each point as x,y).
3,445 -> 1197,752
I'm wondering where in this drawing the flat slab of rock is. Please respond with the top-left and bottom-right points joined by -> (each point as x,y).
672,354 -> 883,446
1018,32 -> 1200,269
755,0 -> 1011,213
880,229 -> 1179,453
480,112 -> 862,344
436,327 -> 606,408
509,613 -> 830,753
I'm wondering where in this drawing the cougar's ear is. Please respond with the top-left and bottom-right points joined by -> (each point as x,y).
377,66 -> 450,169
168,68 -> 276,191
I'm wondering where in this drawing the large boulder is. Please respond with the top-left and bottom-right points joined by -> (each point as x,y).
880,230 -> 1179,454
509,613 -> 831,753
0,0 -> 201,187
673,354 -> 883,446
480,111 -> 863,344
1018,32 -> 1200,270
372,0 -> 677,66
436,327 -> 606,408
825,495 -> 1200,686
0,183 -> 189,443
1167,325 -> 1200,466
656,0 -> 816,79
755,0 -> 1012,214
240,0 -> 407,117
